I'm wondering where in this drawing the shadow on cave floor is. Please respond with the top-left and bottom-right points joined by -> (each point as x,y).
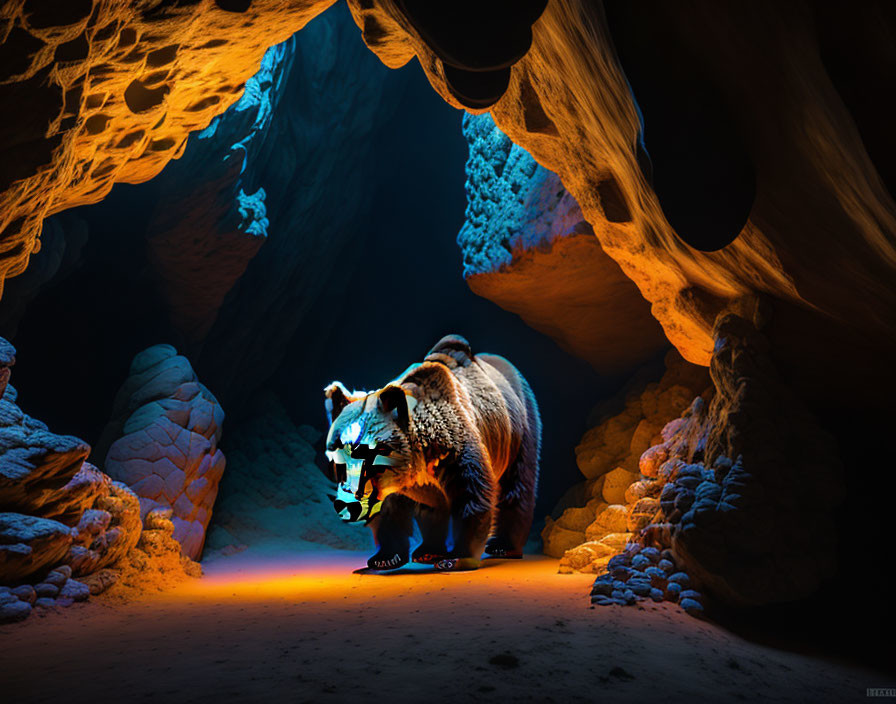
2,550 -> 884,704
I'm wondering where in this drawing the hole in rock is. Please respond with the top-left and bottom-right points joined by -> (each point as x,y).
123,79 -> 169,114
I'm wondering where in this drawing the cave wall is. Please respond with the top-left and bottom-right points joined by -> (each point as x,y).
347,0 -> 896,404
0,0 -> 335,295
0,3 -> 408,438
458,111 -> 667,373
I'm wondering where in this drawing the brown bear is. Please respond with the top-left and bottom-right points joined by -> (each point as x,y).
323,334 -> 541,571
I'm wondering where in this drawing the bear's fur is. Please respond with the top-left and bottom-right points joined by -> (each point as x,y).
323,334 -> 541,571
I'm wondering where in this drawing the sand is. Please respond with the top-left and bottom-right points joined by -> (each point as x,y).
1,550 -> 888,703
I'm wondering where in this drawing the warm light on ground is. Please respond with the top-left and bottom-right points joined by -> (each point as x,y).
3,550 -> 877,704
173,551 -> 586,603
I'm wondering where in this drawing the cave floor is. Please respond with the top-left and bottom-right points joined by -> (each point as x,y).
2,551 -> 882,703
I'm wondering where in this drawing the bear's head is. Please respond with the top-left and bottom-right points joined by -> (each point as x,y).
323,381 -> 418,524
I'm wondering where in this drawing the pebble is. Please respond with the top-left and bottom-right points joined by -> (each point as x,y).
665,582 -> 682,601
51,565 -> 73,580
43,571 -> 68,588
631,554 -> 651,570
34,597 -> 56,609
628,580 -> 651,597
607,554 -> 629,570
644,566 -> 666,581
658,559 -> 675,573
668,572 -> 691,588
591,581 -> 613,597
34,582 -> 59,598
679,589 -> 702,601
649,588 -> 664,602
680,598 -> 704,616
11,585 -> 36,604
0,599 -> 31,624
59,579 -> 90,602
640,547 -> 660,563
610,566 -> 632,581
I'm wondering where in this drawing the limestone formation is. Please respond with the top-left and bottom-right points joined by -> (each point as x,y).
458,112 -> 666,372
552,314 -> 842,607
1,339 -> 141,583
0,0 -> 335,296
98,344 -> 225,560
541,348 -> 707,570
643,314 -> 844,605
0,336 -> 144,622
349,0 -> 896,403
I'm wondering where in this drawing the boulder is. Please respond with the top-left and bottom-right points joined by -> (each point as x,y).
99,345 -> 225,560
0,514 -> 73,583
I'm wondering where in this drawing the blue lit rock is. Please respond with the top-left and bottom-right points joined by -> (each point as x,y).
458,112 -> 666,373
99,345 -> 225,561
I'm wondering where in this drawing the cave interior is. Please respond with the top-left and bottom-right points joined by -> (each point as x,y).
1,1 -> 895,701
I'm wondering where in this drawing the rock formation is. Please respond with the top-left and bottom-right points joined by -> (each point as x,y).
542,349 -> 708,566
458,112 -> 666,372
547,314 -> 843,609
97,344 -> 225,561
0,0 -> 335,296
205,394 -> 370,555
0,335 -> 144,623
349,0 -> 896,403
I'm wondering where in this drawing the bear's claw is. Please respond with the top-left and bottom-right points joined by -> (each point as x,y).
367,552 -> 408,571
435,557 -> 481,571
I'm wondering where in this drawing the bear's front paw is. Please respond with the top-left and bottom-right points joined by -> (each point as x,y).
435,556 -> 481,571
367,552 -> 408,571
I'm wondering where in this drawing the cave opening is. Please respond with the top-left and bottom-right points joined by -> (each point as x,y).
1,1 -> 894,700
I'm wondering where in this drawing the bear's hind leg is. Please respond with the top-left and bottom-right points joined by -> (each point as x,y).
436,448 -> 494,571
486,402 -> 540,560
368,494 -> 414,570
412,503 -> 450,564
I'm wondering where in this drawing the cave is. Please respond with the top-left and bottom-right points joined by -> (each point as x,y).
1,1 -> 894,701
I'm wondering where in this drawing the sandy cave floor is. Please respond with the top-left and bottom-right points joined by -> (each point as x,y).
1,550 -> 889,703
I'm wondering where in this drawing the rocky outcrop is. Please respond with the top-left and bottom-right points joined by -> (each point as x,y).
205,393 -> 370,555
0,0 -> 335,296
143,39 -> 292,349
641,314 -> 844,606
98,344 -> 225,560
542,349 -> 708,567
0,336 -> 143,622
0,352 -> 142,583
547,314 -> 842,609
458,112 -> 667,372
349,0 -> 896,403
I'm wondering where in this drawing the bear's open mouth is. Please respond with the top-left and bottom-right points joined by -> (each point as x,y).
325,442 -> 400,524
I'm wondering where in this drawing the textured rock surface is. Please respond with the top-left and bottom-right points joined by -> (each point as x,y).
205,394 -> 370,555
458,112 -> 667,372
142,39 -> 294,349
541,349 -> 708,574
0,336 -> 141,588
98,344 -> 225,560
0,0 -> 335,295
349,0 -> 896,401
550,314 -> 842,607
646,314 -> 844,605
193,5 -> 407,409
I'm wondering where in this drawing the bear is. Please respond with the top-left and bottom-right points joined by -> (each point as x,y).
323,334 -> 541,571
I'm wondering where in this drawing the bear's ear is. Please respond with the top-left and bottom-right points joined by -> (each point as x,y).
324,381 -> 352,426
378,384 -> 416,429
